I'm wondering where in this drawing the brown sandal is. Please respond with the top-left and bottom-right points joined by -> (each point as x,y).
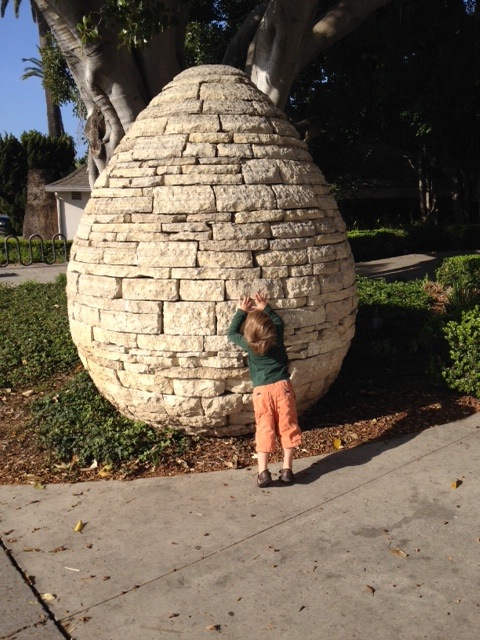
256,470 -> 272,488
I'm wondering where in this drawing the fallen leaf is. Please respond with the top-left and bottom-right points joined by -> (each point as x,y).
451,479 -> 463,489
41,593 -> 56,602
74,520 -> 85,533
365,585 -> 376,595
389,545 -> 408,558
205,624 -> 221,632
333,438 -> 343,450
33,481 -> 45,490
22,390 -> 35,398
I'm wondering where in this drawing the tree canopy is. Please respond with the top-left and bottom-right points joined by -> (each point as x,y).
2,0 -> 479,222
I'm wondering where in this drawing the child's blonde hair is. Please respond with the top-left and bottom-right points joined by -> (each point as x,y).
243,310 -> 277,356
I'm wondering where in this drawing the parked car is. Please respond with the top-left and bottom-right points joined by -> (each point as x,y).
0,215 -> 14,236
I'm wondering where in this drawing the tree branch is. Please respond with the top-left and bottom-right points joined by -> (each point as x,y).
222,3 -> 267,69
301,0 -> 394,67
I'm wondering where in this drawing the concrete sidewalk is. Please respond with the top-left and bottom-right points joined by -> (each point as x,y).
0,263 -> 67,286
1,414 -> 479,640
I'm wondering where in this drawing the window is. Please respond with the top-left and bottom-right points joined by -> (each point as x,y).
72,192 -> 82,201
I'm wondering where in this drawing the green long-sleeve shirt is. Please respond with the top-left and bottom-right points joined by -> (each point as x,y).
227,304 -> 290,388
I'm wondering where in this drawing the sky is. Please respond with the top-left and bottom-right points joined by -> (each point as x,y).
0,8 -> 87,157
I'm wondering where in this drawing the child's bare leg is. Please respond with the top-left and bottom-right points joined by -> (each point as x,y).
282,447 -> 294,470
257,451 -> 269,473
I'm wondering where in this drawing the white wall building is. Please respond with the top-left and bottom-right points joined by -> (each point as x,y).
45,165 -> 91,240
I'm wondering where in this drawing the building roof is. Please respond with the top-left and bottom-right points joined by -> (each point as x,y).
45,165 -> 91,192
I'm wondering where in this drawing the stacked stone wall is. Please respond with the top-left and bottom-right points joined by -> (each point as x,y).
67,65 -> 357,435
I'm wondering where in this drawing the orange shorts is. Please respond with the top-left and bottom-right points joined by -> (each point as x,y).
252,379 -> 302,453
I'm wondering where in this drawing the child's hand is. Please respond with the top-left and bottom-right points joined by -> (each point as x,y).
253,291 -> 268,310
238,296 -> 253,312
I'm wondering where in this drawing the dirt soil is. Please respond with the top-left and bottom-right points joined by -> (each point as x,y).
1,368 -> 479,486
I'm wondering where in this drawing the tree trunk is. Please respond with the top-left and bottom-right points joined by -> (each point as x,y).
34,9 -> 65,137
32,0 -> 393,176
34,0 -> 185,184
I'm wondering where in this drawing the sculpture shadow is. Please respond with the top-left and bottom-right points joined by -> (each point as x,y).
294,401 -> 477,486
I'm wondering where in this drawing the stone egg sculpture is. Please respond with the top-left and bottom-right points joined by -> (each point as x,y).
67,65 -> 357,436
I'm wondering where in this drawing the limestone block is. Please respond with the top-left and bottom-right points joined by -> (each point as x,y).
92,187 -> 143,199
171,267 -> 261,280
172,378 -> 225,397
87,196 -> 153,214
197,251 -> 253,268
319,272 -> 345,294
137,241 -> 197,267
225,278 -> 285,300
137,334 -> 203,352
270,237 -> 314,250
256,249 -> 308,267
308,245 -> 337,263
165,115 -> 220,134
189,133 -> 232,144
275,297 -> 308,309
70,319 -> 93,345
289,264 -> 313,276
252,145 -> 311,161
284,208 -> 324,221
122,278 -> 179,301
199,239 -> 269,252
103,246 -> 138,265
235,210 -> 283,225
183,163 -> 239,174
212,222 -> 271,240
220,115 -> 274,133
100,309 -> 161,334
216,143 -> 253,159
73,246 -> 104,263
202,394 -> 243,417
283,276 -> 320,298
180,279 -> 224,301
93,326 -> 138,348
164,394 -> 202,417
242,159 -> 282,184
142,99 -> 202,116
200,82 -> 261,101
225,378 -> 252,394
215,300 -> 240,333
227,414 -> 255,429
163,301 -> 216,335
261,266 -> 289,278
164,173 -> 242,186
153,185 -> 215,213
272,185 -> 318,209
183,142 -> 216,158
124,118 -> 168,137
280,306 -> 326,330
133,135 -> 190,160
270,221 -> 316,238
204,335 -> 232,351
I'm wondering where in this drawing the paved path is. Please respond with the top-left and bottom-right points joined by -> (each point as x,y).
1,416 -> 479,639
2,252 -> 480,639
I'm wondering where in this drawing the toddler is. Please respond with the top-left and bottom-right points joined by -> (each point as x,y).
227,292 -> 302,487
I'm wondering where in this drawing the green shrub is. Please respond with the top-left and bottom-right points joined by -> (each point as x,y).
0,237 -> 71,265
442,306 -> 480,398
347,228 -> 409,262
0,275 -> 79,387
32,370 -> 189,466
435,254 -> 480,289
349,277 -> 433,373
445,225 -> 480,250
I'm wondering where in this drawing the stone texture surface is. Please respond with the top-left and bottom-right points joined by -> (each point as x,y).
67,65 -> 357,436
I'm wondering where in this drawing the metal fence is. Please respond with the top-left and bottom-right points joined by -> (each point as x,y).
0,233 -> 69,267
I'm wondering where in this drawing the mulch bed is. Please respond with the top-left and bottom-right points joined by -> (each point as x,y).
1,370 -> 478,486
